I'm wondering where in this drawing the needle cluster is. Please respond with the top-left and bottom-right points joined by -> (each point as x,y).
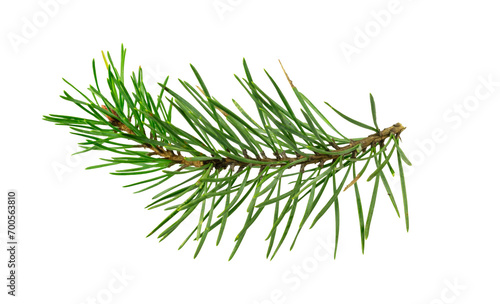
44,46 -> 411,260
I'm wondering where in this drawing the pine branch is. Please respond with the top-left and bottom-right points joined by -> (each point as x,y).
104,107 -> 404,170
44,45 -> 411,260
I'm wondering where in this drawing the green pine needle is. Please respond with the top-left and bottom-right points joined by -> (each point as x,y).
43,46 -> 411,259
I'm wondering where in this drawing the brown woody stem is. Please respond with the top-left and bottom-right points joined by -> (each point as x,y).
103,107 -> 405,171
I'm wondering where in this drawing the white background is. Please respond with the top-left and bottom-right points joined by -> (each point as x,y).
1,0 -> 499,303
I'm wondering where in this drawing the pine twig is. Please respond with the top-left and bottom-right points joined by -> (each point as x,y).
44,45 -> 411,260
